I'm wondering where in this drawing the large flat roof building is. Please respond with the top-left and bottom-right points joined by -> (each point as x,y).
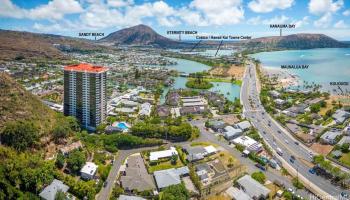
64,63 -> 108,131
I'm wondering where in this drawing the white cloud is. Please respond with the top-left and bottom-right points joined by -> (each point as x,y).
247,15 -> 291,26
247,16 -> 262,25
0,0 -> 83,20
343,9 -> 350,16
293,16 -> 309,28
28,0 -> 83,20
334,20 -> 347,28
262,15 -> 289,25
188,0 -> 244,25
0,0 -> 26,18
178,8 -> 208,26
308,0 -> 343,15
313,12 -> 332,28
107,0 -> 134,7
248,0 -> 294,13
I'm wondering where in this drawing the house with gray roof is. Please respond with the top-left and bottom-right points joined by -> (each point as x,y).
223,126 -> 243,140
236,175 -> 270,199
120,154 -> 156,192
234,121 -> 252,131
153,166 -> 189,190
332,150 -> 343,159
332,110 -> 350,124
39,179 -> 69,200
207,120 -> 226,131
184,146 -> 206,162
338,136 -> 350,146
320,130 -> 342,145
225,186 -> 252,200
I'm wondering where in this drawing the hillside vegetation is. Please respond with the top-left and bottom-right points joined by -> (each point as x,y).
0,29 -> 103,61
0,72 -> 58,135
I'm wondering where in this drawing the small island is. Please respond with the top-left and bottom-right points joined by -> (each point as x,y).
186,77 -> 213,89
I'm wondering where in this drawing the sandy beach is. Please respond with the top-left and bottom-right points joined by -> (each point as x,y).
262,66 -> 301,87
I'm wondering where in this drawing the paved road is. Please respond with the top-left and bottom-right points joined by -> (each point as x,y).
241,61 -> 347,198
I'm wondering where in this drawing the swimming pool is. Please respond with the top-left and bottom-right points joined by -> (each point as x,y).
117,122 -> 128,130
112,122 -> 130,131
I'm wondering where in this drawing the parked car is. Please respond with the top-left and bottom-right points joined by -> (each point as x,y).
309,168 -> 315,174
255,163 -> 267,171
341,192 -> 349,198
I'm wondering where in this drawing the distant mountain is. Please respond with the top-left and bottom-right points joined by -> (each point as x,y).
241,33 -> 349,52
0,72 -> 58,135
0,29 -> 104,61
99,24 -> 184,48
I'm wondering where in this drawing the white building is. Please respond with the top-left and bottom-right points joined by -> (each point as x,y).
232,136 -> 263,152
139,102 -> 152,116
80,162 -> 98,180
149,147 -> 178,162
181,96 -> 207,107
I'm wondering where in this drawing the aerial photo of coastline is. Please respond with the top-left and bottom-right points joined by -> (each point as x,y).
0,0 -> 350,200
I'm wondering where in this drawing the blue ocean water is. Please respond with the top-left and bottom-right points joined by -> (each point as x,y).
251,48 -> 350,93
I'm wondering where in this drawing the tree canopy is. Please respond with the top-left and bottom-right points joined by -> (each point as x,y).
161,184 -> 189,200
1,120 -> 39,151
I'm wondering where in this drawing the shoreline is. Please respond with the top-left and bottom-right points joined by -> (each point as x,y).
261,65 -> 301,87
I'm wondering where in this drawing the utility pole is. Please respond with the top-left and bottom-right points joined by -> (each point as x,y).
280,28 -> 282,37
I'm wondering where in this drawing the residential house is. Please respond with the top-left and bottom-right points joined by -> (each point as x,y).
269,90 -> 280,98
120,154 -> 156,192
80,162 -> 98,180
181,96 -> 207,107
153,167 -> 189,190
234,121 -> 252,131
183,145 -> 218,162
236,175 -> 270,199
149,147 -> 178,162
274,99 -> 286,107
223,126 -> 243,140
206,120 -> 226,132
39,179 -> 69,200
320,130 -> 342,145
180,106 -> 206,115
337,136 -> 350,146
225,186 -> 252,200
139,102 -> 152,116
332,150 -> 343,159
333,110 -> 350,124
166,91 -> 181,106
232,136 -> 263,152
157,106 -> 170,118
344,124 -> 350,135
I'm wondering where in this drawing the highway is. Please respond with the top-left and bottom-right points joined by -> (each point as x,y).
241,61 -> 347,198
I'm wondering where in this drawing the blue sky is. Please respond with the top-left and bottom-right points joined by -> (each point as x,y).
1,0 -> 350,40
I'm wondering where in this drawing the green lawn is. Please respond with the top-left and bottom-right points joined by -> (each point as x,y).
339,152 -> 350,167
148,159 -> 184,173
233,80 -> 242,86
